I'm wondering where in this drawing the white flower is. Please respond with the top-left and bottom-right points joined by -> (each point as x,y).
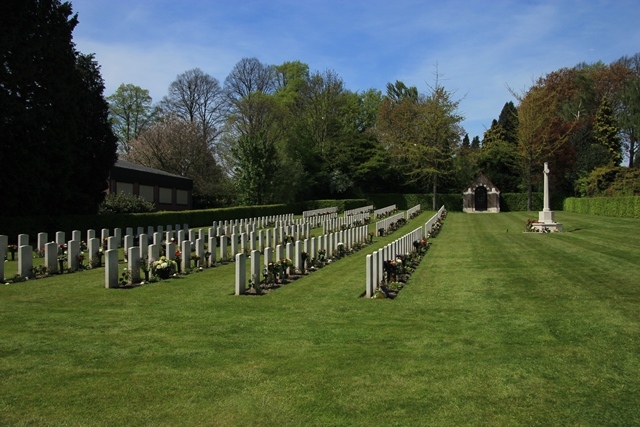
161,262 -> 168,269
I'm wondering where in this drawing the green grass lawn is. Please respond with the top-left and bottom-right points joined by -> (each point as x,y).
1,211 -> 639,426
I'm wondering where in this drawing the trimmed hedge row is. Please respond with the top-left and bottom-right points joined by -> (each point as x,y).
1,193 -> 568,243
364,193 -> 563,213
0,201 -> 369,244
563,196 -> 640,218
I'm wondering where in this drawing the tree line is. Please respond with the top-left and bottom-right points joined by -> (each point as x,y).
112,53 -> 639,211
3,1 -> 638,217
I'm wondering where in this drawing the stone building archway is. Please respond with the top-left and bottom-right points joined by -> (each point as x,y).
463,174 -> 500,213
474,186 -> 488,211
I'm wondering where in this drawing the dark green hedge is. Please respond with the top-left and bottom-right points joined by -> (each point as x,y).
364,194 -> 462,211
563,196 -> 640,218
0,201 -> 372,244
299,199 -> 368,213
499,193 -> 564,212
0,204 -> 300,244
363,193 -> 563,212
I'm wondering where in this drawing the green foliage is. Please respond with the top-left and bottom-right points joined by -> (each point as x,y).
593,97 -> 622,165
478,139 -> 520,193
616,74 -> 640,167
499,192 -> 563,211
0,1 -> 117,216
98,192 -> 155,214
497,101 -> 519,145
564,196 -> 640,218
575,165 -> 640,197
106,83 -> 155,154
365,193 -> 463,211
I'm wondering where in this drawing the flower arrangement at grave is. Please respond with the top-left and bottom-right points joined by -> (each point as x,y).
276,258 -> 293,279
138,258 -> 150,281
36,247 -> 45,258
204,243 -> 211,266
387,222 -> 395,234
151,256 -> 178,279
7,244 -> 18,261
30,265 -> 49,278
368,231 -> 374,243
263,262 -> 279,286
77,251 -> 85,267
336,243 -> 345,258
430,220 -> 442,237
525,219 -> 534,232
91,248 -> 104,268
192,254 -> 200,269
57,245 -> 68,273
248,274 -> 263,295
383,259 -> 398,283
118,267 -> 132,287
312,249 -> 327,268
413,238 -> 430,255
174,250 -> 182,273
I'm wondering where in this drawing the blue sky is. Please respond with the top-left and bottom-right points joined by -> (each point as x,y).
70,0 -> 640,140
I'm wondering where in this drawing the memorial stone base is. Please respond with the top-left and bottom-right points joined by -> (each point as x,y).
532,210 -> 563,232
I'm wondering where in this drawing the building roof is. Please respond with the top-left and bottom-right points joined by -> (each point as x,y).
114,159 -> 191,181
467,173 -> 500,192
110,159 -> 193,190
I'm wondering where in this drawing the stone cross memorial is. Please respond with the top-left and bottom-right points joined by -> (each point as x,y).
533,162 -> 563,232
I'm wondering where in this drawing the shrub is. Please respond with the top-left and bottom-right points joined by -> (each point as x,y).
564,196 -> 640,218
99,192 -> 156,215
576,165 -> 640,197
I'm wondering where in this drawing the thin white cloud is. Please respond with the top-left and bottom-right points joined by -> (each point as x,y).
70,0 -> 640,140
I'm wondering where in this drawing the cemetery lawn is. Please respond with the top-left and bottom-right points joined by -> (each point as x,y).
1,211 -> 640,426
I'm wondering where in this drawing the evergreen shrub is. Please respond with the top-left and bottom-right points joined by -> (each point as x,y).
564,196 -> 640,218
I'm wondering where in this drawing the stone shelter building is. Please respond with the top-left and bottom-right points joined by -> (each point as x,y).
463,174 -> 500,213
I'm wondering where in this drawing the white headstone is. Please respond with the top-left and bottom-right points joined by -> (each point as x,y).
105,249 -> 119,288
128,246 -> 141,284
67,240 -> 80,271
181,240 -> 190,272
18,245 -> 33,278
45,241 -> 57,273
235,253 -> 246,295
208,236 -> 217,266
251,250 -> 261,290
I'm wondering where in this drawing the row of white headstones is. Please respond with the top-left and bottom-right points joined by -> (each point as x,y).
365,206 -> 445,298
0,213 -> 302,283
234,204 -> 434,296
1,206 -> 407,288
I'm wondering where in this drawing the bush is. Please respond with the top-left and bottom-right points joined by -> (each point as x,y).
564,196 -> 640,218
98,192 -> 156,215
576,165 -> 640,197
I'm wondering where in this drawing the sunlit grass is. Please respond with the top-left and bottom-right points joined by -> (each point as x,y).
1,211 -> 639,426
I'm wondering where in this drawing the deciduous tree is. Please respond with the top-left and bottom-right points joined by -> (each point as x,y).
161,68 -> 226,148
107,83 -> 156,155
